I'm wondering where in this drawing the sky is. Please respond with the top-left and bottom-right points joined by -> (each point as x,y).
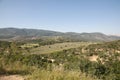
0,0 -> 120,35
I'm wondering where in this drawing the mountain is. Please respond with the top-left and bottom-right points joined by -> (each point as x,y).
0,28 -> 120,42
65,32 -> 120,41
0,28 -> 63,37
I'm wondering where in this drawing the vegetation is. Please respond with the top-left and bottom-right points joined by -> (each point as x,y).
0,40 -> 120,80
0,28 -> 120,42
29,42 -> 92,54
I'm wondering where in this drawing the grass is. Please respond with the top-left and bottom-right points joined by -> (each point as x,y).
25,69 -> 99,80
0,41 -> 99,80
21,43 -> 39,49
0,58 -> 99,80
30,42 -> 92,54
0,60 -> 32,75
0,62 -> 99,80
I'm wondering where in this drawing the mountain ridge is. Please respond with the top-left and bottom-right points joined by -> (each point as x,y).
0,28 -> 120,42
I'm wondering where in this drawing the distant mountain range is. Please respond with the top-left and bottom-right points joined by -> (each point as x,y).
0,28 -> 120,42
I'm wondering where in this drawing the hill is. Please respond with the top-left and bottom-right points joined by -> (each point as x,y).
0,39 -> 120,80
0,28 -> 120,42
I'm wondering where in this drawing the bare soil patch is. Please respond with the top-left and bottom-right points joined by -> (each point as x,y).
0,75 -> 24,80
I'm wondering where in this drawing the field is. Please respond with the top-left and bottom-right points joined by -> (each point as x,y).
29,42 -> 92,54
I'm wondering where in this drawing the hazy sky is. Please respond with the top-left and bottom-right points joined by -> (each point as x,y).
0,0 -> 120,34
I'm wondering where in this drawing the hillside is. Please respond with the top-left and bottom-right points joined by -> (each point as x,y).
0,28 -> 120,42
0,39 -> 120,80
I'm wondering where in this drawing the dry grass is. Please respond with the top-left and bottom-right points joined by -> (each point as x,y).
25,69 -> 98,80
21,43 -> 39,48
30,42 -> 91,54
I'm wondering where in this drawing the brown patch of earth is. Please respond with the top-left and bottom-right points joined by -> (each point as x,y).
0,75 -> 24,80
89,55 -> 98,62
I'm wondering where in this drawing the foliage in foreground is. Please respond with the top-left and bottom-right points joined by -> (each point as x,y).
0,40 -> 120,80
26,69 -> 99,80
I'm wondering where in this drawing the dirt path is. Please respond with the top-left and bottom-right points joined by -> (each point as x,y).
0,75 -> 24,80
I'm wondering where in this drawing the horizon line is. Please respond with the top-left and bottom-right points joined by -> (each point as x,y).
0,27 -> 120,36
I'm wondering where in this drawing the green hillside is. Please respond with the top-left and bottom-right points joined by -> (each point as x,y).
0,40 -> 120,80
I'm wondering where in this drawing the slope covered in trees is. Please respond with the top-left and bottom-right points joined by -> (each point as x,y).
0,28 -> 120,42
